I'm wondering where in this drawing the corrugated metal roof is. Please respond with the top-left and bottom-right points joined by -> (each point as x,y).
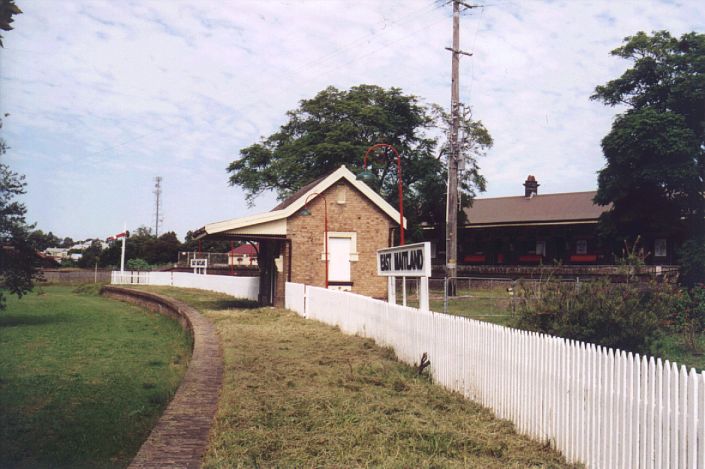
464,191 -> 609,226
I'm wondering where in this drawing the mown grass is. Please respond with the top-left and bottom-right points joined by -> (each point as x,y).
137,286 -> 576,468
400,286 -> 515,326
0,285 -> 190,468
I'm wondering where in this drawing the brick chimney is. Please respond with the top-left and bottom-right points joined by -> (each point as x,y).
523,175 -> 539,197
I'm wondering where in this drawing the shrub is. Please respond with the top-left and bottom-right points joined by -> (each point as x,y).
126,258 -> 152,271
672,285 -> 705,353
513,278 -> 675,354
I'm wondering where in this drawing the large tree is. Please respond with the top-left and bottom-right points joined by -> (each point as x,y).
0,1 -> 38,309
227,85 -> 491,240
591,31 -> 705,284
0,124 -> 40,309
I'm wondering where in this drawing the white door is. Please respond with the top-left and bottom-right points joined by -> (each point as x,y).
328,237 -> 351,282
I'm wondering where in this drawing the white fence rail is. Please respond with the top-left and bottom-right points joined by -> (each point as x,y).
286,282 -> 705,469
112,271 -> 259,301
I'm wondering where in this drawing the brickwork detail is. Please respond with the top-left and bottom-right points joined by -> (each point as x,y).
286,181 -> 394,299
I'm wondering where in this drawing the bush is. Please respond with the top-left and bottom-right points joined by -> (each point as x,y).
126,258 -> 152,271
513,278 -> 675,354
672,285 -> 705,353
679,237 -> 705,287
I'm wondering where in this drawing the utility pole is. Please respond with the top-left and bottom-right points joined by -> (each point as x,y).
445,1 -> 475,295
153,176 -> 163,237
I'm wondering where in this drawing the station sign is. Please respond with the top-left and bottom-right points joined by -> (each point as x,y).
376,242 -> 431,278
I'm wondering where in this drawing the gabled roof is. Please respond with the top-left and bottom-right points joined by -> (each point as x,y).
231,243 -> 257,255
195,165 -> 406,239
464,191 -> 609,227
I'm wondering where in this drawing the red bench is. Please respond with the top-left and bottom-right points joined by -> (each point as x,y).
570,254 -> 597,263
463,255 -> 486,264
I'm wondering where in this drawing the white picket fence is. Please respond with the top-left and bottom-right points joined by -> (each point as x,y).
286,282 -> 705,469
111,271 -> 259,301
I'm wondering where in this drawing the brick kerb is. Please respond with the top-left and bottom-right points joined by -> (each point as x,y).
100,285 -> 223,469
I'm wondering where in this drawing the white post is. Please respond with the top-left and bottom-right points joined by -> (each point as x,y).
419,276 -> 429,311
402,276 -> 407,306
120,223 -> 126,273
388,276 -> 396,304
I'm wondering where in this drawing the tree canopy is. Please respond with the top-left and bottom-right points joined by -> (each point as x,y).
227,85 -> 492,240
0,124 -> 40,309
591,31 -> 705,284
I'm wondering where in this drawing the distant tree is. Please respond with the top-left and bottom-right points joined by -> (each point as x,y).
591,31 -> 705,285
183,230 -> 230,253
28,229 -> 61,251
60,237 -> 74,248
147,232 -> 181,265
77,240 -> 103,268
100,227 -> 184,267
227,85 -> 492,239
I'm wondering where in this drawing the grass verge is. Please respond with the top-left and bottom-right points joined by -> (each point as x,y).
0,285 -> 190,468
137,286 -> 576,468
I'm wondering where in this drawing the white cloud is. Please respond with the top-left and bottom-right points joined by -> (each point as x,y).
1,0 -> 702,239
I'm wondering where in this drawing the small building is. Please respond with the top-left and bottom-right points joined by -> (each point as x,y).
193,165 -> 404,306
229,243 -> 258,266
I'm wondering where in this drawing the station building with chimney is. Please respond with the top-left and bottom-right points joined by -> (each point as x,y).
429,176 -> 678,269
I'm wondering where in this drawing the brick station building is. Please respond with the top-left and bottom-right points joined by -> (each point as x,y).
193,165 -> 404,306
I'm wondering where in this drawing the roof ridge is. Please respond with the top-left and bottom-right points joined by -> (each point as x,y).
474,190 -> 597,201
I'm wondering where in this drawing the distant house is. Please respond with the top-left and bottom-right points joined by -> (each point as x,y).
44,247 -> 69,262
429,176 -> 676,266
229,243 -> 258,266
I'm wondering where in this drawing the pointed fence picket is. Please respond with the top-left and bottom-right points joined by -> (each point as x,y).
285,282 -> 705,468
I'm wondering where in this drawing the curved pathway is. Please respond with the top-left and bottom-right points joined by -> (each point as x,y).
101,286 -> 223,469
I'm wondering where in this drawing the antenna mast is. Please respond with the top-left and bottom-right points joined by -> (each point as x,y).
153,176 -> 163,237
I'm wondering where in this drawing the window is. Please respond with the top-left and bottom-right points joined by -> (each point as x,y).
655,239 -> 667,257
576,239 -> 587,255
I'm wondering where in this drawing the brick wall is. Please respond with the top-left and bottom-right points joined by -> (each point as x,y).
286,180 -> 394,299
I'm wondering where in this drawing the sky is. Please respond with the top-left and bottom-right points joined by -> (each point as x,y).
1,0 -> 703,241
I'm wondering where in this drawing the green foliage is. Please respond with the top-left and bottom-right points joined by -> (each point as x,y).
0,0 -> 22,48
513,278 -> 675,354
672,285 -> 705,353
76,239 -> 103,268
592,31 -> 705,285
678,236 -> 705,288
27,229 -> 60,251
0,119 -> 40,310
100,229 -> 185,267
227,85 -> 492,238
126,258 -> 151,271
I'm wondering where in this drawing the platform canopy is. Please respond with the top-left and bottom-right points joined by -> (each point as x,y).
192,165 -> 406,241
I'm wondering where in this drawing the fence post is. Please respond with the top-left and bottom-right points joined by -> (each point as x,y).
443,276 -> 448,314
